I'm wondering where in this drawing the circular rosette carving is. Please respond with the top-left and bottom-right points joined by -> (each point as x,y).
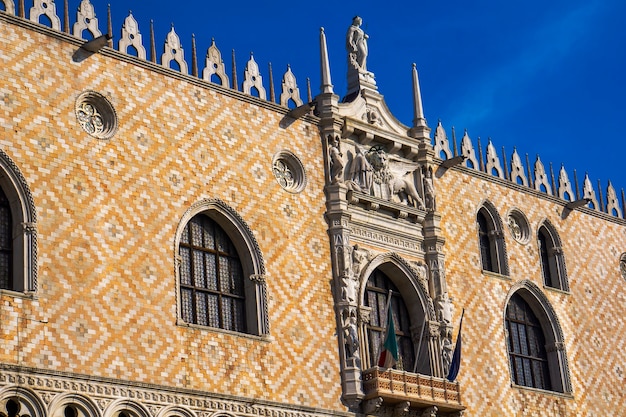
507,209 -> 530,244
272,150 -> 306,193
75,91 -> 118,140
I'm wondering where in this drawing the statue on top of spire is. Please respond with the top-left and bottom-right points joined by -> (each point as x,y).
346,16 -> 368,72
345,16 -> 376,97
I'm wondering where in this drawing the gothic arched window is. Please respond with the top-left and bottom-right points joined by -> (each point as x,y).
364,269 -> 415,371
0,186 -> 12,289
506,293 -> 551,390
0,149 -> 37,293
176,199 -> 269,336
476,204 -> 508,276
504,284 -> 572,393
538,223 -> 568,291
179,214 -> 246,332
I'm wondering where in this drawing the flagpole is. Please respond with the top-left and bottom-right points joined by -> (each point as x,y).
446,308 -> 465,382
412,314 -> 427,373
378,289 -> 393,372
379,289 -> 393,346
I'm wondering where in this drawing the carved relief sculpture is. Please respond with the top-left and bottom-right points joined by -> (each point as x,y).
347,147 -> 373,193
366,147 -> 425,209
351,244 -> 370,277
329,135 -> 345,183
423,168 -> 436,211
342,307 -> 360,366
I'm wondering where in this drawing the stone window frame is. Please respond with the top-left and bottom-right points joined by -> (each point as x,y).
174,198 -> 269,337
357,253 -> 436,375
503,280 -> 572,394
48,393 -> 100,417
537,219 -> 569,292
0,149 -> 37,293
102,399 -> 151,417
0,386 -> 46,417
476,201 -> 509,277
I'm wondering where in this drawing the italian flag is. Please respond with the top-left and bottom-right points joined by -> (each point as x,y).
377,300 -> 398,369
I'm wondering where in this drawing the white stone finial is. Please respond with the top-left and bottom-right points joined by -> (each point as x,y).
280,65 -> 303,107
73,0 -> 101,38
606,181 -> 622,217
3,0 -> 15,14
557,165 -> 575,201
119,12 -> 146,59
485,140 -> 504,178
583,173 -> 599,210
320,27 -> 334,94
510,148 -> 528,186
534,156 -> 552,194
161,27 -> 188,74
203,39 -> 230,87
460,130 -> 479,169
30,0 -> 62,30
242,54 -> 267,99
433,120 -> 452,160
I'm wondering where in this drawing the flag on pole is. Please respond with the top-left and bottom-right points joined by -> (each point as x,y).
446,309 -> 465,382
377,294 -> 398,369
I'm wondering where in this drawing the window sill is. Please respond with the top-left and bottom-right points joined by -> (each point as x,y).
176,319 -> 272,342
0,289 -> 38,300
542,285 -> 571,295
510,383 -> 573,398
482,270 -> 511,281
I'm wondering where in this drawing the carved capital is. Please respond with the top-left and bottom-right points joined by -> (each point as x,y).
550,246 -> 563,255
420,406 -> 438,417
22,222 -> 37,234
546,341 -> 565,352
428,321 -> 441,338
362,397 -> 383,415
359,305 -> 372,325
249,274 -> 266,283
393,401 -> 410,417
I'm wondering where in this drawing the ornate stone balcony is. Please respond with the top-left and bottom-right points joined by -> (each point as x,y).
362,367 -> 465,413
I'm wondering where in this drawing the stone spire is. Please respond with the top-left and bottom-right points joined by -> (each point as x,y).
408,63 -> 431,140
63,0 -> 69,33
149,20 -> 156,63
268,62 -> 275,103
319,27 -> 334,94
231,49 -> 238,90
191,34 -> 198,77
107,4 -> 112,47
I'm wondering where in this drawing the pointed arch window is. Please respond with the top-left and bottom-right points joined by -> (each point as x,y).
0,149 -> 37,293
176,199 -> 269,336
476,205 -> 508,275
504,284 -> 572,394
364,270 -> 415,372
506,293 -> 551,390
0,187 -> 12,289
179,214 -> 246,332
538,224 -> 568,291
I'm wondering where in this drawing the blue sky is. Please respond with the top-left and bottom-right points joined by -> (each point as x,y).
48,0 -> 626,200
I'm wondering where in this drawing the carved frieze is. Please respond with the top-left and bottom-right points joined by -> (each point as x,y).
0,368 -> 340,417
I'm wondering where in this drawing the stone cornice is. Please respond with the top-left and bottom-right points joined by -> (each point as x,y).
0,365 -> 351,417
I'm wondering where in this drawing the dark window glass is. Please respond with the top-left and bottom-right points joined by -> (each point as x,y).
538,228 -> 553,287
0,187 -> 12,289
506,293 -> 551,390
477,210 -> 493,272
364,270 -> 414,371
179,214 -> 246,332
